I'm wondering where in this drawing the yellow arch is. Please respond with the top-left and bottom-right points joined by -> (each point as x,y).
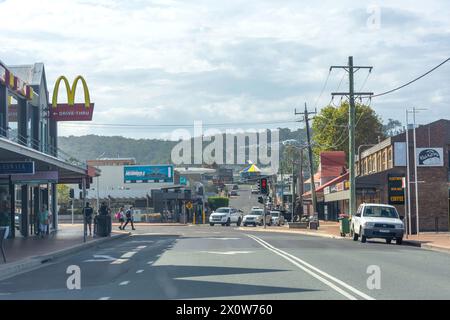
52,76 -> 71,108
71,75 -> 91,108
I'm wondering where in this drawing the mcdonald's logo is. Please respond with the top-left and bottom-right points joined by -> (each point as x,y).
52,75 -> 91,108
50,75 -> 94,121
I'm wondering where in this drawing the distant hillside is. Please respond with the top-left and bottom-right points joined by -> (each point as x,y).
58,128 -> 307,165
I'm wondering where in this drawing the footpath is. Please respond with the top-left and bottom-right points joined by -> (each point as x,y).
238,220 -> 450,254
0,224 -> 129,280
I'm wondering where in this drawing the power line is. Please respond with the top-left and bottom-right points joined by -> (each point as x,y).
364,57 -> 450,98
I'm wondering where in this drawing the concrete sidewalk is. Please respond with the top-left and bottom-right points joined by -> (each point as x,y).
239,221 -> 450,254
0,224 -> 129,280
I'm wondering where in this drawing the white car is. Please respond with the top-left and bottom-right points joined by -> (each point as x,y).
270,211 -> 285,226
350,203 -> 405,244
243,208 -> 272,226
209,207 -> 242,226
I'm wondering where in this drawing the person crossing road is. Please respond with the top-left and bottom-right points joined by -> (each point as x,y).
122,206 -> 136,230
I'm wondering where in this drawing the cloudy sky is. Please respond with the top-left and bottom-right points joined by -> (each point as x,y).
0,0 -> 449,140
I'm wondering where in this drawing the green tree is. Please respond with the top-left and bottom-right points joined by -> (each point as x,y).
311,101 -> 385,164
57,184 -> 70,205
383,118 -> 403,137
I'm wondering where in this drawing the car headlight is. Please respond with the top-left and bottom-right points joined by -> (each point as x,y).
395,224 -> 404,229
363,222 -> 374,228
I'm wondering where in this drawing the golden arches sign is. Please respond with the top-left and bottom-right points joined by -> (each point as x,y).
51,75 -> 91,108
50,75 -> 94,121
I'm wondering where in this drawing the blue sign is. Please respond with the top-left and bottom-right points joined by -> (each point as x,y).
124,165 -> 174,183
0,162 -> 35,175
180,176 -> 187,185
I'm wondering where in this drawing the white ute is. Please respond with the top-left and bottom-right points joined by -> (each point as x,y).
209,207 -> 242,226
350,203 -> 405,244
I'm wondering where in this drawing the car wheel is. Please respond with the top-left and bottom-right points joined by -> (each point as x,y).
396,238 -> 403,245
226,218 -> 231,226
210,223 -> 214,226
237,218 -> 241,226
351,226 -> 358,241
386,238 -> 392,244
243,223 -> 247,227
360,228 -> 366,243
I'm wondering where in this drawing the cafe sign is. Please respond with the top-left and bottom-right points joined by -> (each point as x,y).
388,174 -> 405,205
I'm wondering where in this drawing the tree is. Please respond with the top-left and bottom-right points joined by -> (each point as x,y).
383,118 -> 403,137
311,101 -> 385,164
57,184 -> 70,205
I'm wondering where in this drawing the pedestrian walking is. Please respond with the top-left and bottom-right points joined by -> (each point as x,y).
117,207 -> 125,230
83,202 -> 94,236
38,204 -> 49,238
122,206 -> 136,230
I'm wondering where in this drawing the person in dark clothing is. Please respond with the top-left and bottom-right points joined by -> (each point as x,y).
99,202 -> 110,215
122,206 -> 136,230
83,202 -> 94,236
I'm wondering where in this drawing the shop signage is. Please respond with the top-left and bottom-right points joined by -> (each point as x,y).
416,148 -> 443,167
124,165 -> 174,183
0,161 -> 35,175
50,75 -> 94,121
0,62 -> 34,100
180,176 -> 187,185
10,171 -> 58,183
387,174 -> 404,205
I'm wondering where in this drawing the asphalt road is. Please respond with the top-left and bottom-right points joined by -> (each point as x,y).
0,188 -> 449,300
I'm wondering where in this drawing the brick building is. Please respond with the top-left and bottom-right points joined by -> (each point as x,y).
355,119 -> 449,233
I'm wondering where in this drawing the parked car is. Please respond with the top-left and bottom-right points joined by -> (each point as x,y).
251,186 -> 259,194
229,190 -> 239,197
232,184 -> 239,190
243,208 -> 272,226
350,203 -> 405,244
209,207 -> 242,226
270,210 -> 285,226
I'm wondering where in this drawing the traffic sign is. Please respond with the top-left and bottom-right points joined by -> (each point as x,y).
186,202 -> 193,210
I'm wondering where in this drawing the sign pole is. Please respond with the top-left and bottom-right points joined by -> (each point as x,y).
71,201 -> 74,225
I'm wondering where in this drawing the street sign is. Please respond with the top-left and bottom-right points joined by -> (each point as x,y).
124,165 -> 174,183
0,162 -> 35,175
180,176 -> 187,185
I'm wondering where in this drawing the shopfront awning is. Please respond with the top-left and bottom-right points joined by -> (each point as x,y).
0,137 -> 89,184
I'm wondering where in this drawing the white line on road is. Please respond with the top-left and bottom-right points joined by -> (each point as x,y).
247,234 -> 375,301
121,251 -> 137,258
201,251 -> 254,255
136,270 -> 144,273
111,258 -> 129,265
136,246 -> 147,249
99,297 -> 110,300
119,281 -> 130,286
147,261 -> 154,265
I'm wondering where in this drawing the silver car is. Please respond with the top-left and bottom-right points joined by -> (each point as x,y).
270,211 -> 285,226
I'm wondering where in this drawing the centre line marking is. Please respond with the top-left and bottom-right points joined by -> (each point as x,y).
147,261 -> 154,265
119,281 -> 130,286
99,297 -> 110,300
136,270 -> 144,274
247,234 -> 375,301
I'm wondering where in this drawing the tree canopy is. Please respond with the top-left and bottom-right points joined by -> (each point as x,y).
311,101 -> 385,164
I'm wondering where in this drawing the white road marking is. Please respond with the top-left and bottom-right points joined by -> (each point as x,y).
84,255 -> 116,262
136,245 -> 147,249
247,234 -> 375,301
201,251 -> 254,255
136,270 -> 144,274
130,240 -> 154,243
121,251 -> 137,258
203,237 -> 241,240
99,297 -> 110,300
147,260 -> 154,265
119,281 -> 130,286
110,258 -> 129,265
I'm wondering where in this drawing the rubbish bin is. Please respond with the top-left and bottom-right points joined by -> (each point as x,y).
338,215 -> 350,237
95,215 -> 111,237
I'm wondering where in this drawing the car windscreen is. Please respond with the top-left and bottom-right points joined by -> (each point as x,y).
250,210 -> 263,215
215,208 -> 230,213
364,206 -> 398,218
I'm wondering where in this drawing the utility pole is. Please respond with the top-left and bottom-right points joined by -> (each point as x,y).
330,56 -> 373,217
295,103 -> 317,219
291,160 -> 296,222
405,110 -> 412,236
